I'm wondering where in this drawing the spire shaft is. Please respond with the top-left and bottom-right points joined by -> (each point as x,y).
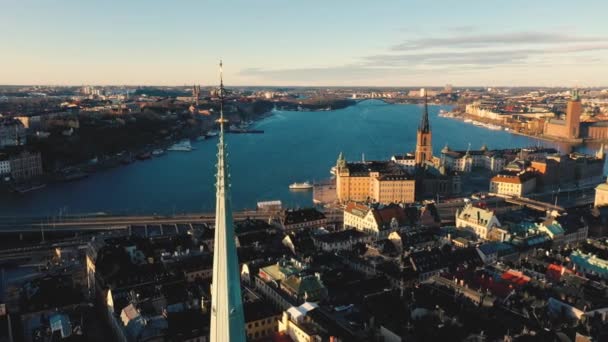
419,91 -> 430,133
210,60 -> 246,342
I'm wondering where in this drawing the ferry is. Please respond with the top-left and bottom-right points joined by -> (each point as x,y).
289,181 -> 313,190
167,140 -> 193,152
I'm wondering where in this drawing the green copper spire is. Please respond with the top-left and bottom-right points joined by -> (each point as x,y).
209,60 -> 246,342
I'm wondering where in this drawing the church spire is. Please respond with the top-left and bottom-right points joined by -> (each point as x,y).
415,88 -> 433,165
419,90 -> 430,133
210,60 -> 246,342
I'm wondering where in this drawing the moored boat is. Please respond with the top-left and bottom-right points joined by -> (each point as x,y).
289,181 -> 313,190
167,140 -> 193,152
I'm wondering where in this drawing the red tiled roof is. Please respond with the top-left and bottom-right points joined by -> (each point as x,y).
372,205 -> 408,228
344,202 -> 369,217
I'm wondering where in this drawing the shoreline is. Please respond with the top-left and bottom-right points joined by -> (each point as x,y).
441,112 -> 590,145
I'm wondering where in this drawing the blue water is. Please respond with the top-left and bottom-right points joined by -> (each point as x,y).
0,100 -> 600,216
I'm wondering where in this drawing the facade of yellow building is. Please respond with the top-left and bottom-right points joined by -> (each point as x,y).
335,154 -> 415,204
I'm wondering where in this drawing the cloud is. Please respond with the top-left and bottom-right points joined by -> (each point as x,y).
240,31 -> 608,85
391,32 -> 606,50
365,44 -> 608,68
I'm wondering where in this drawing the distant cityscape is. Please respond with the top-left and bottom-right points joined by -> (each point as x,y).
1,77 -> 608,342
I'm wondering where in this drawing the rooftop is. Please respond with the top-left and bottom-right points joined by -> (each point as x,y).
344,160 -> 407,177
283,208 -> 326,226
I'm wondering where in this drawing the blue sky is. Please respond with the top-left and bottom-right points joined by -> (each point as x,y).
2,0 -> 607,86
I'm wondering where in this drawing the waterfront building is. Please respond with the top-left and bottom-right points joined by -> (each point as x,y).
9,150 -> 43,181
0,117 -> 26,147
543,89 -> 582,141
440,144 -> 506,173
489,170 -> 537,197
455,203 -> 505,241
465,103 -> 554,121
531,149 -> 604,191
209,61 -> 246,342
415,91 -> 433,165
335,155 -> 415,204
530,154 -> 576,190
390,153 -> 416,172
279,208 -> 327,231
571,151 -> 605,187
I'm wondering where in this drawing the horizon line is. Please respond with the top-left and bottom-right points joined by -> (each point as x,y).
1,84 -> 607,89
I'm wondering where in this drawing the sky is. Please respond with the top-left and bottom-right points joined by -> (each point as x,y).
1,0 -> 607,87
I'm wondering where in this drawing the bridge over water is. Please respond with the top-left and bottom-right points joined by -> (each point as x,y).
0,210 -> 273,234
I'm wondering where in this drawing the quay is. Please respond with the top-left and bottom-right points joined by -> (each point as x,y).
0,187 -> 593,234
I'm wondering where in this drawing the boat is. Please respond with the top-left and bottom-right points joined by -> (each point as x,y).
464,119 -> 473,123
13,183 -> 47,193
152,149 -> 165,156
289,181 -> 313,190
205,131 -> 219,138
330,166 -> 337,175
136,152 -> 151,160
485,124 -> 503,130
167,140 -> 193,152
59,171 -> 89,182
196,135 -> 207,141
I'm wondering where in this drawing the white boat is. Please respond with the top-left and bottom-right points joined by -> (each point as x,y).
167,140 -> 192,152
152,149 -> 165,156
464,119 -> 473,123
206,130 -> 219,138
330,166 -> 337,175
289,181 -> 313,190
485,124 -> 503,130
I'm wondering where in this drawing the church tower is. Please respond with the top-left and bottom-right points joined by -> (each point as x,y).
415,89 -> 433,165
209,61 -> 246,342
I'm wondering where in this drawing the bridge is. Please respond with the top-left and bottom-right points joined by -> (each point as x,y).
354,98 -> 393,105
0,210 -> 275,234
500,195 -> 564,212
